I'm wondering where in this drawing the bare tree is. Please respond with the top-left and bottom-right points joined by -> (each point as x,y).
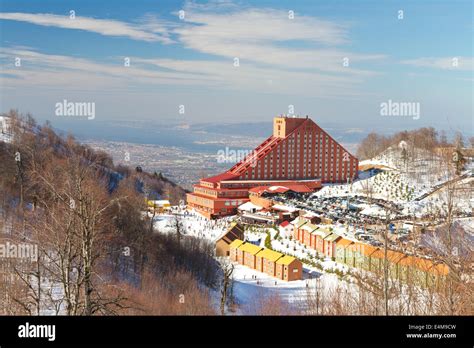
361,178 -> 374,203
171,213 -> 185,244
218,258 -> 234,315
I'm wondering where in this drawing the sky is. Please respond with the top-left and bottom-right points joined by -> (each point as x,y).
0,0 -> 472,135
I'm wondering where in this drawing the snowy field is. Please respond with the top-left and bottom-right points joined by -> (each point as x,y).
152,209 -> 233,241
230,262 -> 344,314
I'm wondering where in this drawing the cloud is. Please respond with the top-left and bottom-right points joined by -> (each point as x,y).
0,12 -> 173,43
0,47 -> 370,98
174,4 -> 385,73
0,5 -> 385,74
0,48 -> 221,91
133,57 -> 368,96
401,57 -> 474,71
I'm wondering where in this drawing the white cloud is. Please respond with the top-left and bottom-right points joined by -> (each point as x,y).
402,57 -> 474,71
0,12 -> 173,43
0,5 -> 385,75
174,5 -> 385,73
134,57 -> 367,96
1,47 -> 371,98
0,48 -> 222,91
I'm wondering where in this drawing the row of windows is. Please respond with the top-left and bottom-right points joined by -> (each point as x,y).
245,163 -> 357,180
224,200 -> 244,206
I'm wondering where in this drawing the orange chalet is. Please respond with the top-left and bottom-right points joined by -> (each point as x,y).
187,116 -> 358,219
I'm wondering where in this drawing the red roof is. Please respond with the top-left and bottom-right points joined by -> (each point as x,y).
280,221 -> 290,227
303,181 -> 322,189
249,184 -> 313,195
285,184 -> 313,193
268,186 -> 290,193
249,186 -> 273,194
201,171 -> 238,183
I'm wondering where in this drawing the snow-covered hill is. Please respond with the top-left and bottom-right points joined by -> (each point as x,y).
314,142 -> 473,217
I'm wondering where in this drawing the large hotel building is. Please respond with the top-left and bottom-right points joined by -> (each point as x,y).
187,116 -> 358,219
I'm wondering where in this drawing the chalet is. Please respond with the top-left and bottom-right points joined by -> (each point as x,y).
312,227 -> 332,255
335,238 -> 353,264
215,222 -> 245,257
344,242 -> 365,268
397,255 -> 450,288
412,258 -> 440,288
323,233 -> 342,259
278,220 -> 293,238
369,248 -> 385,272
302,223 -> 317,248
293,218 -> 308,241
359,244 -> 379,271
147,199 -> 171,213
229,239 -> 244,263
240,242 -> 264,269
275,255 -> 302,281
387,250 -> 407,279
257,248 -> 284,277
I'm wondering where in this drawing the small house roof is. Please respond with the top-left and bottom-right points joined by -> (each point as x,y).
430,263 -> 449,276
296,219 -> 308,228
360,244 -> 378,256
238,242 -> 263,255
276,255 -> 297,266
302,223 -> 318,232
215,222 -> 245,243
324,233 -> 342,242
335,238 -> 353,247
370,249 -> 384,259
311,227 -> 332,237
257,249 -> 283,262
387,250 -> 406,264
229,239 -> 244,249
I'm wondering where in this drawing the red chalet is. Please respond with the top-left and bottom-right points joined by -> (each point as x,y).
187,116 -> 358,219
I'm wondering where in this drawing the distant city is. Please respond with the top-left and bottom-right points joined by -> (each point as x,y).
85,140 -> 228,190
